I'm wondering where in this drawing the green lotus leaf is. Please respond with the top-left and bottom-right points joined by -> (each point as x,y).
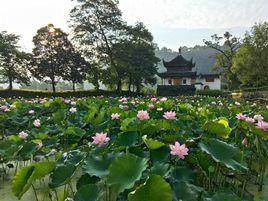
199,138 -> 247,172
49,164 -> 76,188
173,181 -> 203,201
150,146 -> 170,163
12,165 -> 35,199
57,150 -> 86,167
171,166 -> 195,183
117,131 -> 138,147
74,184 -> 100,201
65,127 -> 86,139
142,135 -> 165,150
150,163 -> 170,177
76,174 -> 100,190
32,161 -> 56,180
83,153 -> 117,178
53,110 -> 66,124
128,174 -> 172,201
202,190 -> 240,201
204,118 -> 232,139
107,153 -> 148,193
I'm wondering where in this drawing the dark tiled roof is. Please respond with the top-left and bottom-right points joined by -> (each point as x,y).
163,54 -> 195,68
158,71 -> 197,78
198,74 -> 220,78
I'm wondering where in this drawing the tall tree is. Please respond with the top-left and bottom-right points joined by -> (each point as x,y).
111,23 -> 159,92
62,50 -> 91,91
204,32 -> 241,90
31,24 -> 73,92
0,31 -> 30,90
232,22 -> 268,87
70,0 -> 124,91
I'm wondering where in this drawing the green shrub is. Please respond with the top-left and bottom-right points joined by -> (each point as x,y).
196,90 -> 231,97
157,85 -> 196,96
0,89 -> 142,98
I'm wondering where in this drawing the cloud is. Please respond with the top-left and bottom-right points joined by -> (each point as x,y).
0,0 -> 74,50
119,0 -> 268,29
1,0 -> 267,50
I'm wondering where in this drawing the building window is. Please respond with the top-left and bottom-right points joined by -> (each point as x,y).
182,79 -> 187,84
205,77 -> 214,82
168,79 -> 172,85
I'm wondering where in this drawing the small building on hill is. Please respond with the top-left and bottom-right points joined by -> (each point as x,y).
158,49 -> 221,91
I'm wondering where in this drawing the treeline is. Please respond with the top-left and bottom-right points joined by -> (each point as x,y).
1,0 -> 268,92
203,23 -> 268,90
0,0 -> 159,93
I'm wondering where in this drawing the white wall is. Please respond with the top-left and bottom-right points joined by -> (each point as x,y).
83,81 -> 107,90
197,77 -> 221,90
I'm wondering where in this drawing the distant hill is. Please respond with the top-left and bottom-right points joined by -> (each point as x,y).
155,46 -> 219,75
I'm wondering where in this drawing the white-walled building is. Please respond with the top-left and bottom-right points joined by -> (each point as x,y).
158,50 -> 221,90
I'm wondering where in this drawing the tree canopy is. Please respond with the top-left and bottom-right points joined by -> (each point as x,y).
0,31 -> 30,90
232,22 -> 268,87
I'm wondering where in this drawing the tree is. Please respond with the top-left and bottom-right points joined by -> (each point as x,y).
62,50 -> 91,91
0,31 -> 30,90
232,22 -> 268,87
111,23 -> 159,92
204,32 -> 241,90
70,0 -> 124,91
31,24 -> 74,92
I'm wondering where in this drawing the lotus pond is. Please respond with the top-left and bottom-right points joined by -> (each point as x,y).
0,96 -> 268,201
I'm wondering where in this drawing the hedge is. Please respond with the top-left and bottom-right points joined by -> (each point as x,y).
0,89 -> 142,98
233,86 -> 268,93
196,90 -> 231,97
157,85 -> 196,96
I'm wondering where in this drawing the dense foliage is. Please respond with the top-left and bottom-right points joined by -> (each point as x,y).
0,31 -> 30,90
232,22 -> 268,87
0,96 -> 267,200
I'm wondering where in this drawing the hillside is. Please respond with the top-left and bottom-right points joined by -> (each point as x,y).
155,46 -> 219,75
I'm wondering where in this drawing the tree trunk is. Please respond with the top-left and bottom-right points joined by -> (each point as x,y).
8,76 -> 13,91
117,79 -> 122,92
51,79 -> 56,93
72,81 -> 76,91
128,76 -> 132,92
136,83 -> 141,93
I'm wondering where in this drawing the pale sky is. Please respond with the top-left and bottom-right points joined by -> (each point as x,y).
1,0 -> 268,51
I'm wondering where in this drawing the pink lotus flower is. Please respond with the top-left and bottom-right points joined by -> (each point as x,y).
69,107 -> 77,113
0,105 -> 8,111
242,138 -> 248,146
119,105 -> 129,110
160,97 -> 167,102
33,119 -> 41,128
245,117 -> 255,123
92,132 -> 110,146
235,102 -> 241,106
4,108 -> 10,112
35,140 -> 43,149
157,107 -> 163,111
70,101 -> 76,106
111,113 -> 120,120
28,110 -> 35,114
163,111 -> 176,120
148,104 -> 155,109
254,115 -> 264,122
19,131 -> 28,140
256,121 -> 268,131
120,97 -> 128,102
236,113 -> 247,120
137,110 -> 150,121
169,141 -> 189,160
151,97 -> 157,102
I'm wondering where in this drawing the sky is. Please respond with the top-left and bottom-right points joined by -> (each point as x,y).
1,0 -> 268,51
